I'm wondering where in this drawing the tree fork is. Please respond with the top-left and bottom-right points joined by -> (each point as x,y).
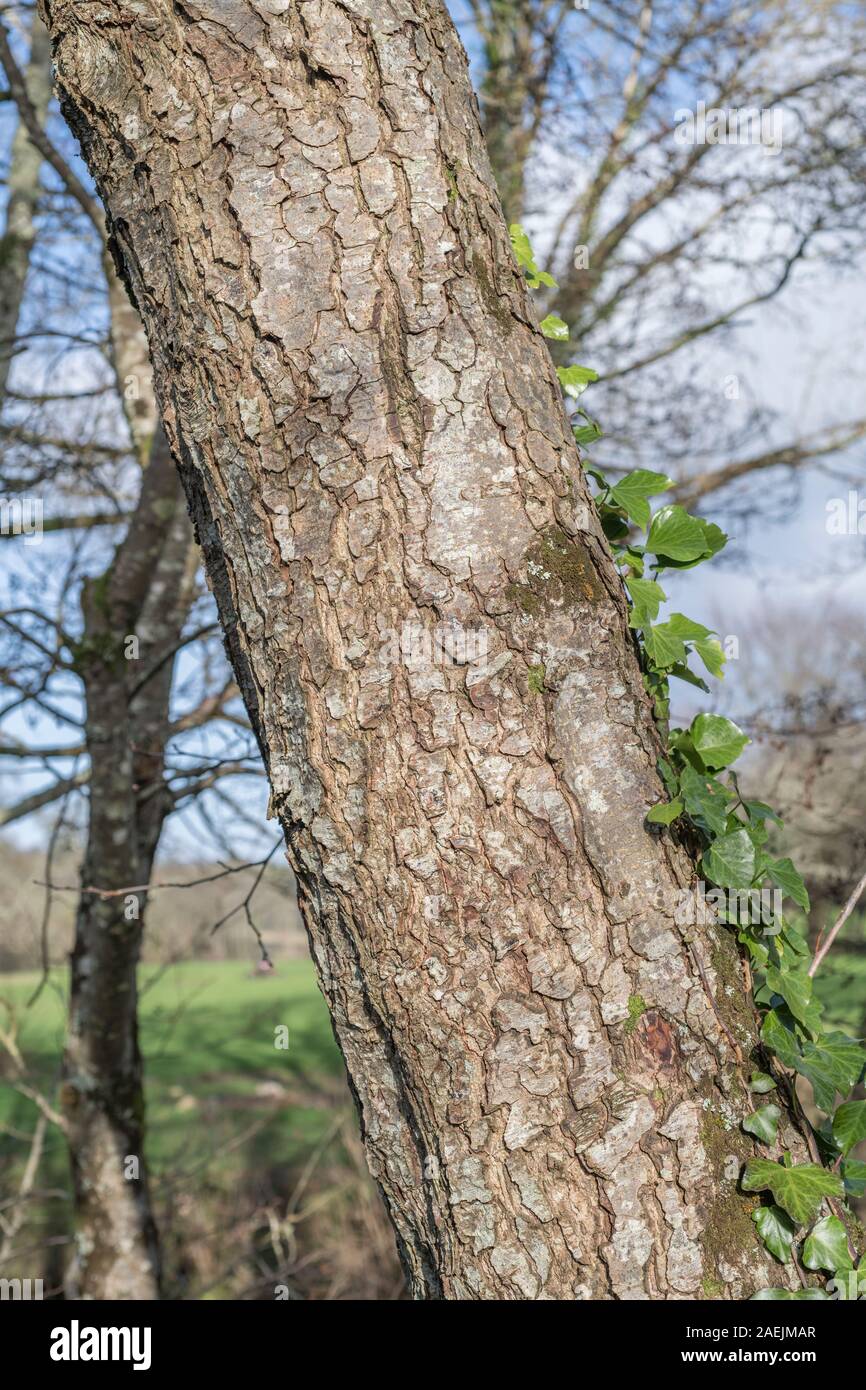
41,0 -> 802,1298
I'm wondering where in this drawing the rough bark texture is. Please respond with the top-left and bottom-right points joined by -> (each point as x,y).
42,0 -> 804,1299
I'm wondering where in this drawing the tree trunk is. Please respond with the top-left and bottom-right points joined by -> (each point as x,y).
63,428 -> 195,1299
42,0 -> 803,1299
476,0 -> 537,222
0,12 -> 52,403
0,8 -> 194,1298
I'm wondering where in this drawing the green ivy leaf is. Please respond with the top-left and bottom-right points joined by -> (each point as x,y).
743,1104 -> 782,1144
609,470 -> 674,528
764,966 -> 818,1034
643,622 -> 687,669
766,857 -> 810,913
693,637 -> 726,679
646,798 -> 684,825
626,576 -> 666,628
743,799 -> 784,828
794,1033 -> 866,1114
750,1072 -> 776,1094
741,1160 -> 844,1226
583,462 -> 609,489
540,313 -> 569,341
802,1215 -> 852,1273
701,828 -> 756,889
658,757 -> 678,797
679,764 -> 730,838
665,613 -> 713,641
646,505 -> 710,562
509,223 -> 557,289
690,713 -> 749,770
752,1205 -> 797,1263
828,1263 -> 866,1299
761,1008 -> 801,1070
832,1100 -> 866,1156
841,1159 -> 866,1197
649,514 -> 728,570
573,421 -> 602,446
600,507 -> 630,542
557,364 -> 598,399
667,663 -> 709,693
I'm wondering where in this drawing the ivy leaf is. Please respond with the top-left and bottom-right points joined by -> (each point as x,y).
626,576 -> 666,628
743,1104 -> 781,1145
802,1215 -> 852,1273
761,1007 -> 801,1070
741,1159 -> 844,1226
665,612 -> 713,641
600,508 -> 629,542
841,1159 -> 866,1197
557,364 -> 598,399
752,1205 -> 797,1263
679,763 -> 730,838
764,966 -> 818,1034
750,1072 -> 776,1094
750,1288 -> 830,1301
693,637 -> 726,679
646,505 -> 710,562
766,857 -> 810,913
698,521 -> 728,559
742,932 -> 771,969
573,420 -> 602,446
651,515 -> 728,570
691,713 -> 749,770
667,729 -> 705,772
643,622 -> 687,669
701,828 -> 756,889
743,799 -> 784,828
794,1033 -> 866,1114
540,313 -> 569,341
667,663 -> 709,693
658,757 -> 678,797
509,223 -> 557,289
583,462 -> 609,489
609,470 -> 674,528
828,1264 -> 866,1299
832,1100 -> 866,1156
646,798 -> 683,825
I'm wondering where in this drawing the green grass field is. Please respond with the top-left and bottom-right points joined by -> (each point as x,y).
1,959 -> 344,1167
0,960 -> 398,1298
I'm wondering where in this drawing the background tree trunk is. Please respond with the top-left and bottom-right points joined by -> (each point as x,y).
42,0 -> 804,1299
64,428 -> 196,1299
0,11 -> 198,1295
0,11 -> 52,404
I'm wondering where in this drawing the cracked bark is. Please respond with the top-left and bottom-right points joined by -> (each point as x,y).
42,0 -> 804,1299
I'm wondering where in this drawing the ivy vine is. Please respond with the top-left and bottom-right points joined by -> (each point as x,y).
511,222 -> 866,1300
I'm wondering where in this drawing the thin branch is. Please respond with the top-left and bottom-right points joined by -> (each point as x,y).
809,868 -> 866,978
